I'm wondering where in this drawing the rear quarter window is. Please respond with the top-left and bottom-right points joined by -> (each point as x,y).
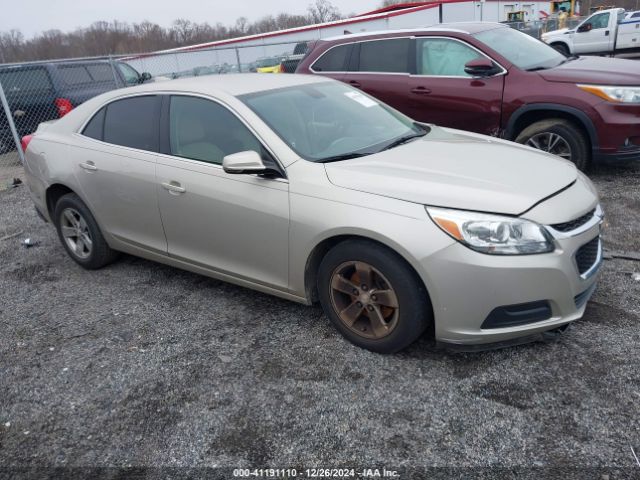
311,44 -> 352,72
103,95 -> 160,151
82,107 -> 106,140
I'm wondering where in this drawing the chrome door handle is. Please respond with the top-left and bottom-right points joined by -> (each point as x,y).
161,181 -> 186,194
79,162 -> 97,171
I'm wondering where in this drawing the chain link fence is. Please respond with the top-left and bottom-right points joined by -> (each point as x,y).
0,39 -> 311,173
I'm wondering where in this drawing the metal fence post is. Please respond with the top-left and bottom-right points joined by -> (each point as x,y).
235,47 -> 242,73
0,79 -> 25,165
108,55 -> 121,88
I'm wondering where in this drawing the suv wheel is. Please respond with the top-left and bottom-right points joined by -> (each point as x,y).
317,239 -> 432,353
53,193 -> 119,269
515,118 -> 589,171
551,43 -> 570,56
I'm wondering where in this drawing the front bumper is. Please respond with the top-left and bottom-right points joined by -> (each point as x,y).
422,210 -> 603,346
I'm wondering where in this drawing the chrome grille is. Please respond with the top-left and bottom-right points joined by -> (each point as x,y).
551,208 -> 596,233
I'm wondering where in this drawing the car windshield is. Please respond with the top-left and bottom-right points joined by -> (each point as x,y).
240,82 -> 426,162
474,27 -> 566,71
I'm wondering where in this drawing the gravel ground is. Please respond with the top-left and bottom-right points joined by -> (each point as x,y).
0,163 -> 639,479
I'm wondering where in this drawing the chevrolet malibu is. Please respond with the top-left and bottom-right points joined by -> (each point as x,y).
23,74 -> 603,353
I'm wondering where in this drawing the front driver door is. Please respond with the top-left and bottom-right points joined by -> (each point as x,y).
572,12 -> 614,54
156,95 -> 289,290
406,37 -> 505,136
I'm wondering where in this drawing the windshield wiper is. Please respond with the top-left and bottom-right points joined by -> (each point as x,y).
317,152 -> 371,163
379,130 -> 427,152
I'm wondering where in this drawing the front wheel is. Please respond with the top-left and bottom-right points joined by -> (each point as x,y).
551,43 -> 570,57
514,118 -> 590,171
317,239 -> 432,353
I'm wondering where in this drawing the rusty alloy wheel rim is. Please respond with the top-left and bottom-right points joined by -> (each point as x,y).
329,261 -> 400,340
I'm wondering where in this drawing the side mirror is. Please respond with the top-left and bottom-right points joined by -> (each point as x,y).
577,23 -> 593,33
139,72 -> 152,83
223,150 -> 272,175
464,58 -> 499,77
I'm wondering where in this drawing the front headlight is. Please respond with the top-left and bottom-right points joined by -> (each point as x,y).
578,84 -> 640,103
426,207 -> 555,255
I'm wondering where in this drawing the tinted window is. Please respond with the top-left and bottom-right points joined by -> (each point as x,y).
57,65 -> 92,85
358,39 -> 409,73
0,68 -> 52,92
86,64 -> 115,83
416,38 -> 483,77
169,96 -> 266,165
312,44 -> 352,72
103,96 -> 159,151
82,107 -> 106,140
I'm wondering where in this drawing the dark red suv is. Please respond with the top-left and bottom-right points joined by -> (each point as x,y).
297,22 -> 640,170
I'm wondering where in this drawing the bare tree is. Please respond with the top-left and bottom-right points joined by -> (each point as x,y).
307,0 -> 343,24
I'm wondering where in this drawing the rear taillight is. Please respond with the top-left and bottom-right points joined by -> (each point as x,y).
279,63 -> 285,73
21,134 -> 33,152
54,97 -> 73,117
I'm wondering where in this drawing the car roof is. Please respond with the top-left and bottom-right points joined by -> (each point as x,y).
320,22 -> 505,42
112,73 -> 332,97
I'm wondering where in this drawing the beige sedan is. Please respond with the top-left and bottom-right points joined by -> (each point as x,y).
23,74 -> 603,353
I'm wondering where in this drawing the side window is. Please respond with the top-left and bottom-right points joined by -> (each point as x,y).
357,39 -> 410,73
57,65 -> 92,85
589,13 -> 610,29
311,44 -> 352,72
82,107 -> 106,140
416,38 -> 483,77
103,96 -> 160,151
169,96 -> 267,166
86,64 -> 115,83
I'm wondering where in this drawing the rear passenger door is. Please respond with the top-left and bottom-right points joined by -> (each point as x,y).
406,37 -> 504,135
72,95 -> 167,253
342,38 -> 411,110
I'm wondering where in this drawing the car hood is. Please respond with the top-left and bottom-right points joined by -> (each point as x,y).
538,56 -> 640,85
324,127 -> 577,215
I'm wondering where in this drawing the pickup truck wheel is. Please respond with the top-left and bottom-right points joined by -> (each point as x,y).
551,43 -> 570,56
515,119 -> 589,171
54,193 -> 119,269
317,239 -> 432,353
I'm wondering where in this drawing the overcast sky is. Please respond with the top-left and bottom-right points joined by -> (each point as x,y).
1,0 -> 372,38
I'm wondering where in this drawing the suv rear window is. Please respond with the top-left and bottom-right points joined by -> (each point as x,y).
311,44 -> 352,72
0,67 -> 52,92
357,39 -> 410,73
103,96 -> 160,151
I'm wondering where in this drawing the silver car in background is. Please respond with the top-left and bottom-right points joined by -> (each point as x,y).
23,74 -> 603,353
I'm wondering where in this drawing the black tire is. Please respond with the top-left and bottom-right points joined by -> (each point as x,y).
317,239 -> 432,353
514,118 -> 590,171
551,43 -> 570,57
53,193 -> 119,269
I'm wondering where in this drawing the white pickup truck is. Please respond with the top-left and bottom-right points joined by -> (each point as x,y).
542,8 -> 640,56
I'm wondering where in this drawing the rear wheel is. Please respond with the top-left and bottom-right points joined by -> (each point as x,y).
53,193 -> 118,269
317,239 -> 432,353
515,118 -> 589,171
